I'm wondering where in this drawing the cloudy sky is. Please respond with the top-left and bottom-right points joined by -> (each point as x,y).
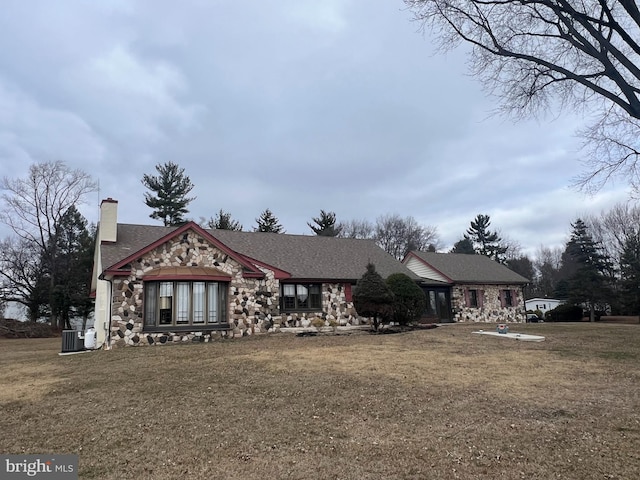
0,0 -> 634,257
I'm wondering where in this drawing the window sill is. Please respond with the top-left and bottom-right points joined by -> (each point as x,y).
143,323 -> 230,333
281,309 -> 323,314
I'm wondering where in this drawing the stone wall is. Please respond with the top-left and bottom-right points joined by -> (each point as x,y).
274,283 -> 361,329
107,230 -> 368,347
452,284 -> 525,323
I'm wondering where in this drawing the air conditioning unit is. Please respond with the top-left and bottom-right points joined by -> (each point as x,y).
61,330 -> 84,353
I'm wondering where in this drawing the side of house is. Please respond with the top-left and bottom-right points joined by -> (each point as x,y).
403,251 -> 529,323
91,199 -> 416,348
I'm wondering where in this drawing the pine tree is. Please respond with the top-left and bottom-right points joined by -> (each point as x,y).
47,206 -> 94,329
564,219 -> 612,322
386,273 -> 426,325
450,237 -> 475,254
464,214 -> 507,261
206,209 -> 243,231
308,210 -> 342,236
254,209 -> 284,233
142,161 -> 195,226
619,233 -> 640,317
352,263 -> 394,331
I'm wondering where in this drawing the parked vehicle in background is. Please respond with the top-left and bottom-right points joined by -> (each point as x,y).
526,313 -> 542,323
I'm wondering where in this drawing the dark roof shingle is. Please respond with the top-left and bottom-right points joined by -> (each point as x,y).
409,251 -> 530,284
101,223 -> 417,281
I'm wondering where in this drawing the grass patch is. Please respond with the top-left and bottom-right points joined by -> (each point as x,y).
598,351 -> 636,360
1,323 -> 639,479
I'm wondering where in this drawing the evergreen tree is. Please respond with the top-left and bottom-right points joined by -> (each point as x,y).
506,255 -> 535,297
352,263 -> 394,331
254,209 -> 284,233
386,273 -> 426,325
142,161 -> 195,226
564,219 -> 612,322
450,237 -> 475,254
553,279 -> 571,300
308,210 -> 342,236
47,206 -> 95,329
464,214 -> 507,262
619,233 -> 640,317
206,209 -> 243,231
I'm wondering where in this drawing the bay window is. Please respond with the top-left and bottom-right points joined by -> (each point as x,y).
144,281 -> 227,328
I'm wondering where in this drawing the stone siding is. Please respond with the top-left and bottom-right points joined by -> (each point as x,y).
108,230 -> 367,347
275,283 -> 360,329
452,284 -> 525,323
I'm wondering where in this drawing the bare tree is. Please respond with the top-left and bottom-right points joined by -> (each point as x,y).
501,234 -> 523,262
0,161 -> 97,327
532,245 -> 564,298
585,201 -> 640,264
337,219 -> 375,239
374,213 -> 440,260
405,0 -> 640,192
0,237 -> 49,322
1,161 -> 97,246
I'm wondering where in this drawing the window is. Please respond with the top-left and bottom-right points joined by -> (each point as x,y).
501,289 -> 515,307
465,288 -> 483,308
427,290 -> 437,315
281,284 -> 322,311
504,290 -> 513,306
469,289 -> 479,308
144,281 -> 227,328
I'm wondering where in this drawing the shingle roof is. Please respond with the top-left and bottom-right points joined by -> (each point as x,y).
101,223 -> 418,281
409,251 -> 530,284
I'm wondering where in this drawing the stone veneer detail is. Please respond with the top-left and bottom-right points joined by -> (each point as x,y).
108,230 -> 368,347
452,284 -> 525,323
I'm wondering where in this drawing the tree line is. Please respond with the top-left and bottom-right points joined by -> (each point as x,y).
142,161 -> 441,260
1,160 -> 639,325
0,161 -> 96,328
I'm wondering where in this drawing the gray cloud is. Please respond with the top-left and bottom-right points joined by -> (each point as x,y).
0,0 -> 633,256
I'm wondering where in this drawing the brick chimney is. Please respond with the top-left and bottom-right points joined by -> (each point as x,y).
99,198 -> 118,243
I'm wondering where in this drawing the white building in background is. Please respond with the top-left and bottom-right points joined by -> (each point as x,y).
525,298 -> 565,313
2,301 -> 25,320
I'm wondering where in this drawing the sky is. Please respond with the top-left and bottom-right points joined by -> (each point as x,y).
0,0 -> 635,258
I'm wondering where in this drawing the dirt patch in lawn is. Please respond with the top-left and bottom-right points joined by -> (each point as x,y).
1,323 -> 639,479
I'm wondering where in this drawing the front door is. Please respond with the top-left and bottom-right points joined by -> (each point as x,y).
422,287 -> 452,323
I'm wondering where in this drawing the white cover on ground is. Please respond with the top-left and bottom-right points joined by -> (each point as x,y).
472,331 -> 545,342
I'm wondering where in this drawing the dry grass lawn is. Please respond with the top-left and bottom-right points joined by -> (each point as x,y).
1,323 -> 639,479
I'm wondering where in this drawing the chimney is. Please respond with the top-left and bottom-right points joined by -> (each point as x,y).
100,198 -> 118,243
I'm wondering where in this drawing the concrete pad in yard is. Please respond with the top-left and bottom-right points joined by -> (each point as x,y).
473,330 -> 545,342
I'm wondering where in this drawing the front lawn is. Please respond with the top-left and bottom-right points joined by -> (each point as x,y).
1,323 -> 638,479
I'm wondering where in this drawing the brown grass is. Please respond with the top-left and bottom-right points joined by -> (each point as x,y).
1,323 -> 639,479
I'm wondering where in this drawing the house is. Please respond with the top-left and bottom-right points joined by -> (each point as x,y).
90,199 -> 419,348
403,251 -> 529,323
524,297 -> 565,314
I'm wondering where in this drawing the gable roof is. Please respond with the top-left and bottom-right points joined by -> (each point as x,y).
100,223 -> 418,281
405,251 -> 530,284
103,222 -> 263,277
